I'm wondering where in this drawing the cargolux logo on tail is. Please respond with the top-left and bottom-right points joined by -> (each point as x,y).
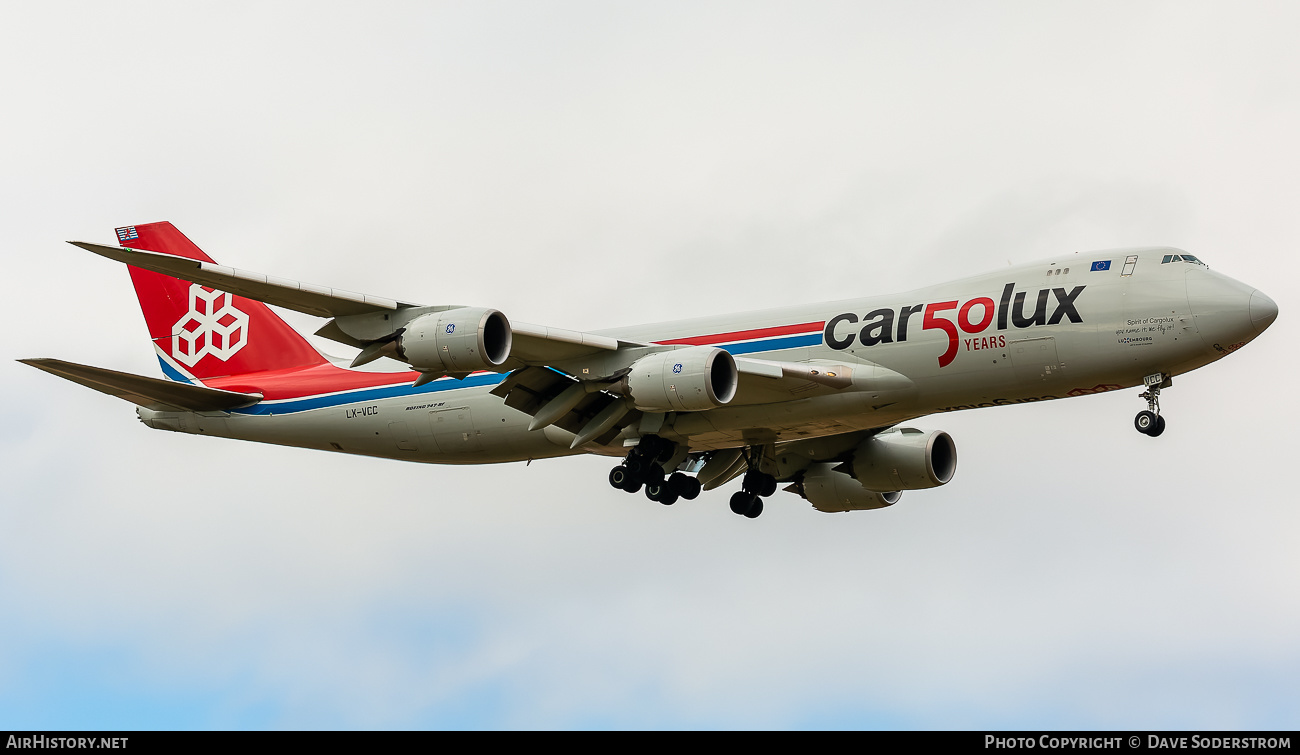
170,284 -> 249,367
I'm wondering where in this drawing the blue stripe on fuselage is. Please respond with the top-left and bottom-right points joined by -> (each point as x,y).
229,371 -> 507,415
218,332 -> 824,416
720,333 -> 822,355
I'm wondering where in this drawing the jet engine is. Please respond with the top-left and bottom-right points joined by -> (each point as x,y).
850,428 -> 956,491
397,307 -> 513,373
795,463 -> 903,512
623,346 -> 738,412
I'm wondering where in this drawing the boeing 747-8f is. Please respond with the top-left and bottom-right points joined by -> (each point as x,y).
22,222 -> 1278,518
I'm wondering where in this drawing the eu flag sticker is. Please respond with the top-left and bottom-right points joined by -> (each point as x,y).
1090,260 -> 1111,271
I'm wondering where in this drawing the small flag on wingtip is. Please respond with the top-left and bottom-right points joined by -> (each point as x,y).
115,226 -> 138,242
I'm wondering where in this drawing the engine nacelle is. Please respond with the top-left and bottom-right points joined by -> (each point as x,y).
798,463 -> 902,513
625,346 -> 738,412
397,307 -> 512,373
851,428 -> 956,491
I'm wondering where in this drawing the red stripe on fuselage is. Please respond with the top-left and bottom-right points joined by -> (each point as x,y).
203,362 -> 421,400
654,321 -> 825,346
197,321 -> 828,400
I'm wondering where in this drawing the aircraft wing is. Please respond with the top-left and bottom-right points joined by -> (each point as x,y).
70,241 -> 414,318
70,241 -> 637,363
19,358 -> 262,413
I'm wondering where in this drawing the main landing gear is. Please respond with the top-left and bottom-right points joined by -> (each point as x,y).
606,437 -> 777,519
728,449 -> 777,519
607,435 -> 701,506
1134,373 -> 1168,437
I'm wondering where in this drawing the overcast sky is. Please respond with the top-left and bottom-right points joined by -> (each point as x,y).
2,1 -> 1297,730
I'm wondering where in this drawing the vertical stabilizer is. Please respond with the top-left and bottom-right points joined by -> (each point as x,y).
116,222 -> 327,382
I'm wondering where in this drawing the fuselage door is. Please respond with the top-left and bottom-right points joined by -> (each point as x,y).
1008,336 -> 1063,383
429,406 -> 481,453
388,420 -> 418,452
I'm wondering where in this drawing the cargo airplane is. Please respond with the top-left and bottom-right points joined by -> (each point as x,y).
22,222 -> 1278,518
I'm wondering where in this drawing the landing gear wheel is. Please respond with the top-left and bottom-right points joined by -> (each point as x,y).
730,491 -> 756,515
642,480 -> 676,504
611,435 -> 680,496
743,470 -> 778,498
609,465 -> 643,493
1149,415 -> 1166,437
669,472 -> 701,500
645,478 -> 670,503
1135,410 -> 1158,435
743,498 -> 764,519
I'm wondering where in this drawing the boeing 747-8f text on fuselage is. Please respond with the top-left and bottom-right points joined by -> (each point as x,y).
22,222 -> 1278,518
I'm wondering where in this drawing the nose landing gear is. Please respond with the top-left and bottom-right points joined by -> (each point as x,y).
1135,373 -> 1168,437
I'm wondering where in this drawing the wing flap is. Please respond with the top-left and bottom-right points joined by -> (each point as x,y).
488,366 -> 637,444
20,358 -> 262,413
491,366 -> 572,413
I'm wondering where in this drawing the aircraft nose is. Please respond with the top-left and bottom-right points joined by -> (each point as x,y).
1185,267 -> 1261,351
1249,290 -> 1278,334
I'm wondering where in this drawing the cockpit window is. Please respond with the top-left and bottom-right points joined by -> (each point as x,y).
1160,254 -> 1207,266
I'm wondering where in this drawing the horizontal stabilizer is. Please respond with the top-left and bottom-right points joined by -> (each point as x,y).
70,241 -> 417,318
19,358 -> 262,413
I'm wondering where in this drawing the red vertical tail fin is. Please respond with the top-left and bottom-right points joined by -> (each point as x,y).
118,222 -> 327,382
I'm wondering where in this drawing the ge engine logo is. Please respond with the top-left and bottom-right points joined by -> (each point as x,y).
171,284 -> 250,367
